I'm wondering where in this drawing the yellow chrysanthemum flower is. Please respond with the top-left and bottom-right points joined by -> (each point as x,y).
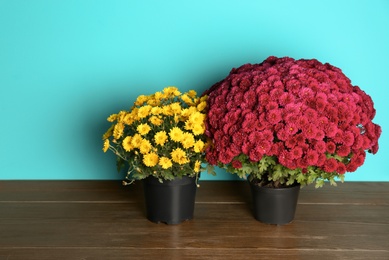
131,134 -> 143,148
187,90 -> 197,98
194,160 -> 201,172
143,152 -> 159,167
107,114 -> 118,122
138,105 -> 152,119
135,95 -> 149,106
147,98 -> 159,106
189,111 -> 205,125
197,101 -> 207,112
122,136 -> 134,152
154,131 -> 168,146
103,139 -> 110,152
169,127 -> 184,142
187,106 -> 198,116
162,105 -> 173,116
184,119 -> 193,131
163,86 -> 181,97
137,123 -> 151,135
171,148 -> 189,165
170,102 -> 182,114
159,157 -> 173,169
113,122 -> 124,139
129,108 -> 140,121
139,139 -> 152,154
117,111 -> 127,122
192,123 -> 205,136
173,114 -> 180,123
181,94 -> 194,105
180,108 -> 191,118
123,113 -> 135,125
181,132 -> 195,149
154,91 -> 163,101
173,89 -> 181,96
149,116 -> 163,126
193,140 -> 205,153
151,106 -> 163,115
179,157 -> 189,165
102,125 -> 114,140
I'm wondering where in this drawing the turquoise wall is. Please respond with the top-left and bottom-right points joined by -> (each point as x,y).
0,0 -> 387,181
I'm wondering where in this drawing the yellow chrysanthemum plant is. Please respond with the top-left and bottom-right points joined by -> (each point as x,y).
102,86 -> 215,185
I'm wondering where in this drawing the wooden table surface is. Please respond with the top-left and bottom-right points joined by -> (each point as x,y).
0,181 -> 388,260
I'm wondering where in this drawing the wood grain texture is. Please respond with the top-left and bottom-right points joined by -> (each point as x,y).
0,181 -> 388,260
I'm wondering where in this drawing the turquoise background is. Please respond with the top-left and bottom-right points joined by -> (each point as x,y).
0,0 -> 387,181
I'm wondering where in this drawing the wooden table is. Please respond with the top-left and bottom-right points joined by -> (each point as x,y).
0,181 -> 388,259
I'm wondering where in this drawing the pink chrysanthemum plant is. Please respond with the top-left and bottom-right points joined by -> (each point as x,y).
204,56 -> 381,188
102,86 -> 214,184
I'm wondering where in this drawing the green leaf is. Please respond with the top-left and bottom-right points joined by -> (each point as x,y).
206,164 -> 216,176
131,172 -> 145,180
272,164 -> 284,180
258,159 -> 268,172
296,173 -> 307,184
240,165 -> 254,175
315,179 -> 325,188
329,177 -> 337,186
286,176 -> 296,186
116,158 -> 125,172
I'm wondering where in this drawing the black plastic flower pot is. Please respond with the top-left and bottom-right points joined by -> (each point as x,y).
249,182 -> 300,225
142,176 -> 197,225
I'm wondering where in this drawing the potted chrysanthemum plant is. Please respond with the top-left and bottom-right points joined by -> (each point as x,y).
102,86 -> 214,224
204,56 -> 381,224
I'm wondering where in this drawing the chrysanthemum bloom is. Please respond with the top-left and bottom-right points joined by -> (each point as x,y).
122,136 -> 133,152
169,127 -> 184,142
193,140 -> 205,153
170,102 -> 182,114
149,116 -> 163,126
131,134 -> 143,148
103,139 -> 110,152
154,131 -> 168,146
135,95 -> 149,106
151,106 -> 163,115
194,160 -> 201,172
139,139 -> 152,154
113,122 -> 124,139
181,132 -> 195,149
171,148 -> 189,165
191,123 -> 205,136
143,152 -> 159,167
159,157 -> 173,169
137,123 -> 151,136
137,105 -> 152,119
189,111 -> 205,125
197,101 -> 207,112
